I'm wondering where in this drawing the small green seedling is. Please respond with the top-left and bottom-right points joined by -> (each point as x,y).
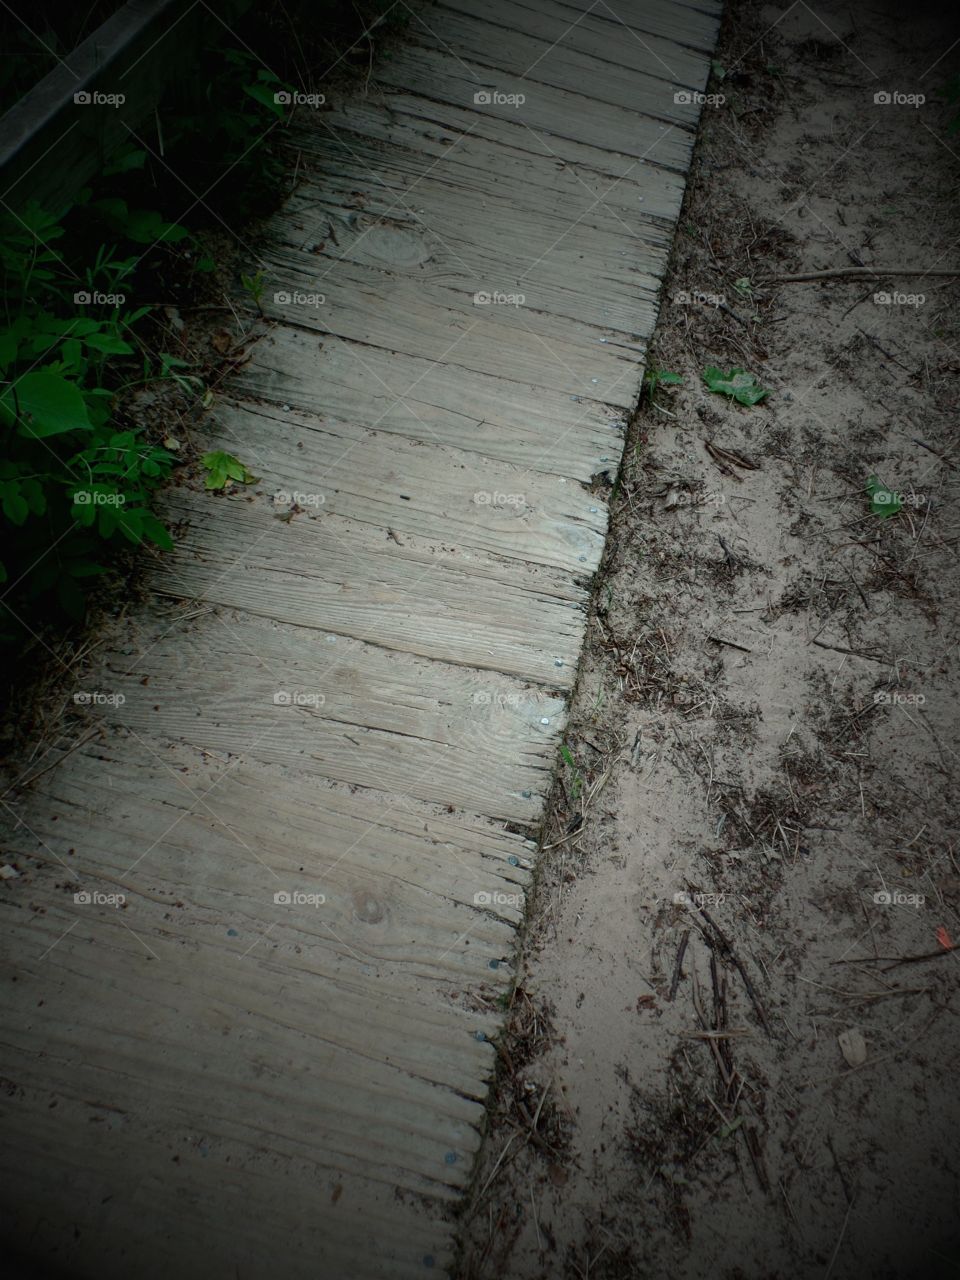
866,475 -> 903,519
702,366 -> 768,406
714,1116 -> 744,1143
643,367 -> 683,405
560,743 -> 583,800
201,450 -> 259,490
240,268 -> 266,310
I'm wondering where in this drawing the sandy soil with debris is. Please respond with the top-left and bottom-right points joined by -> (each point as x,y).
457,3 -> 960,1278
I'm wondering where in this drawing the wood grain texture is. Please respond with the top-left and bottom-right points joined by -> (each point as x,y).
0,0 -> 717,1273
154,488 -> 591,685
202,399 -> 609,572
97,607 -> 568,822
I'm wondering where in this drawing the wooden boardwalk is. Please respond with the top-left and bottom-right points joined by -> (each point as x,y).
0,2 -> 719,1276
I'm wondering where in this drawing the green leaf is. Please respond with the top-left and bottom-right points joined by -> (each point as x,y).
0,371 -> 92,437
116,507 -> 144,544
62,319 -> 103,337
122,306 -> 152,326
102,145 -> 147,176
84,332 -> 135,355
1,482 -> 29,525
643,367 -> 683,395
702,366 -> 768,406
21,478 -> 46,515
97,504 -> 120,538
865,475 -> 903,519
60,338 -> 84,370
140,512 -> 173,550
244,81 -> 285,117
73,498 -> 96,526
126,209 -> 189,245
201,449 -> 257,488
91,197 -> 129,221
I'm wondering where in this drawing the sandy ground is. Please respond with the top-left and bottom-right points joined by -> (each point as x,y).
456,2 -> 960,1278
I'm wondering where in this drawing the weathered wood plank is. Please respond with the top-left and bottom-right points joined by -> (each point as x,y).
1,737 -> 526,1155
0,1103 -> 448,1280
404,4 -> 707,115
231,324 -> 627,480
154,489 -> 590,686
265,175 -> 664,336
434,0 -> 720,58
201,399 -> 609,572
374,43 -> 697,170
259,237 -> 649,405
316,84 -> 691,208
290,98 -> 684,231
93,607 -> 567,822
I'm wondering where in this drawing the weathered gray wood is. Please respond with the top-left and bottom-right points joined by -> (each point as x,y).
374,42 -> 698,170
1,734 -> 530,1280
405,3 -> 708,115
231,325 -> 628,480
321,81 -> 692,204
434,0 -> 720,58
154,488 -> 590,686
202,399 -> 609,571
0,0 -> 717,1274
96,607 -> 568,822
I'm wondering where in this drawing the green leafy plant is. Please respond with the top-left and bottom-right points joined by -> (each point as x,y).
159,47 -> 294,224
702,366 -> 768,405
641,367 -> 683,420
865,475 -> 903,519
0,199 -> 178,629
643,366 -> 683,408
560,742 -> 583,800
240,268 -> 266,311
87,197 -> 189,247
0,19 -> 331,651
201,450 -> 258,490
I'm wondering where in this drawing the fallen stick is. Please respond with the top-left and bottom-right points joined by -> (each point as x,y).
832,947 -> 957,972
761,267 -> 960,284
668,929 -> 690,1001
698,908 -> 773,1037
810,638 -> 888,664
690,958 -> 737,1091
744,1124 -> 770,1194
708,634 -> 753,653
678,1028 -> 752,1039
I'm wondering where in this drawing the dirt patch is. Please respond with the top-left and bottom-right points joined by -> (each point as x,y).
456,2 -> 960,1278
